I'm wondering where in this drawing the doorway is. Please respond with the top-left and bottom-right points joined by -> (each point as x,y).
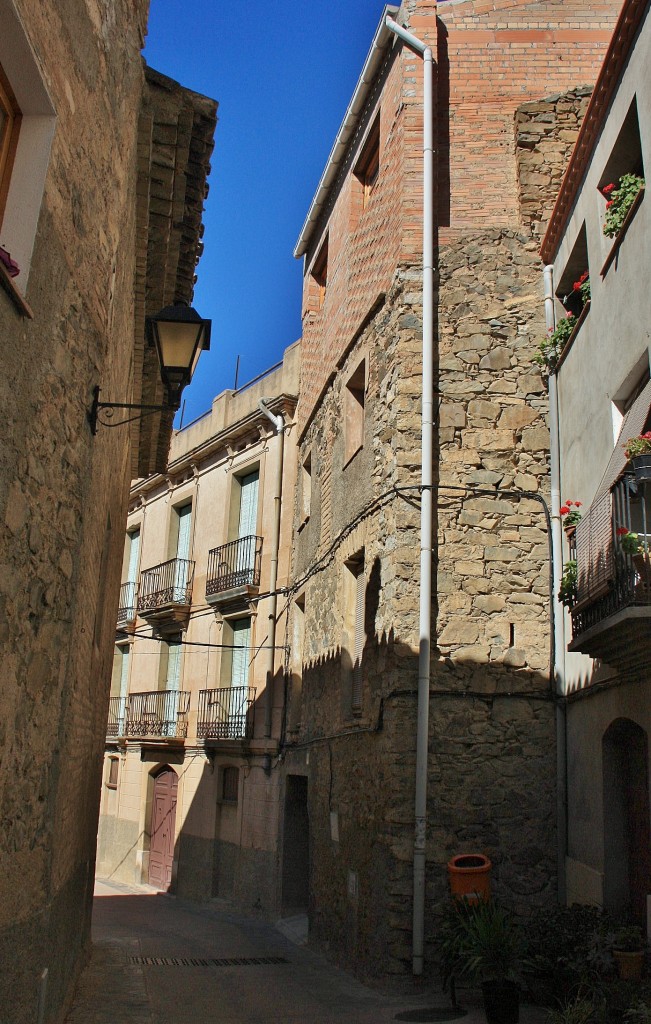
281,774 -> 309,915
149,767 -> 178,890
603,718 -> 651,927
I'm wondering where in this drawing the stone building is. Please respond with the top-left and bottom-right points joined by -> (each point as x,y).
97,344 -> 300,912
541,0 -> 651,928
0,1 -> 216,1020
282,0 -> 617,978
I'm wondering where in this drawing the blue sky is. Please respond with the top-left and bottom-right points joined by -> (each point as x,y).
144,0 -> 388,426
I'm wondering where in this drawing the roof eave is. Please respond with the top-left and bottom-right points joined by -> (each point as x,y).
293,4 -> 400,260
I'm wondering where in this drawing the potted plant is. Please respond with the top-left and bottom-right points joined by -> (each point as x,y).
612,926 -> 645,981
439,898 -> 524,1024
535,315 -> 577,373
624,433 -> 651,482
559,560 -> 578,608
560,501 -> 582,537
545,995 -> 596,1024
616,527 -> 642,556
602,174 -> 645,239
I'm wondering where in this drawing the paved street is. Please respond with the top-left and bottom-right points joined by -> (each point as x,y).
64,878 -> 549,1024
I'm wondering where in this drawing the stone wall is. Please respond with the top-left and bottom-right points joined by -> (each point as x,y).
0,3 -> 148,1022
288,0 -> 605,965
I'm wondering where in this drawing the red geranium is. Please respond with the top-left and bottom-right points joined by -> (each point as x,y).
616,526 -> 629,536
602,182 -> 615,196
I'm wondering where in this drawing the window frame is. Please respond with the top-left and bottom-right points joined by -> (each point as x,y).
0,62 -> 20,227
354,114 -> 380,211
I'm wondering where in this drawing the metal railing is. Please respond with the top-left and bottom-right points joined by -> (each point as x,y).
107,696 -> 126,738
206,536 -> 262,596
137,558 -> 194,613
197,686 -> 256,739
572,477 -> 651,638
117,581 -> 138,624
124,690 -> 190,739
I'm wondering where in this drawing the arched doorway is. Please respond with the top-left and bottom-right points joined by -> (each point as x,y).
149,767 -> 178,891
603,718 -> 651,926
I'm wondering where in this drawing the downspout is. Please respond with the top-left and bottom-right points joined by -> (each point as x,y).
386,16 -> 434,978
544,264 -> 568,904
258,399 -> 285,739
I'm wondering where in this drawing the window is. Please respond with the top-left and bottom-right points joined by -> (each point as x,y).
0,64 -> 20,226
598,98 -> 644,197
0,1 -> 56,288
170,502 -> 192,601
344,359 -> 366,465
120,527 -> 140,620
221,617 -> 252,688
612,354 -> 650,443
354,113 -> 380,210
300,452 -> 312,526
107,757 -> 119,789
221,765 -> 239,804
342,551 -> 365,716
309,235 -> 328,311
555,224 -> 589,319
159,637 -> 183,692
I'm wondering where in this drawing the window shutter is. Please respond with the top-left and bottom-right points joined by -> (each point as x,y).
576,491 -> 614,603
176,505 -> 192,560
238,472 -> 259,539
166,641 -> 182,693
230,618 -> 251,688
127,528 -> 140,583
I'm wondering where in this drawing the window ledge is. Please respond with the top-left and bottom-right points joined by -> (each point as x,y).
0,262 -> 33,318
601,185 -> 645,278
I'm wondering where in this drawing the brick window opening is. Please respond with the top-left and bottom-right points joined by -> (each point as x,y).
0,63 -> 20,228
344,359 -> 365,465
309,235 -> 328,311
354,114 -> 380,211
107,757 -> 119,789
221,765 -> 239,803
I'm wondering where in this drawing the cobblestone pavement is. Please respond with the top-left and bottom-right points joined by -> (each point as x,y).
64,878 -> 549,1024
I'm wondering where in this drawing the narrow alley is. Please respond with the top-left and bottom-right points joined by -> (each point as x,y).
64,879 -> 549,1024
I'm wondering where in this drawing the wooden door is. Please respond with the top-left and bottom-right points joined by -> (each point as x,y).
148,768 -> 178,890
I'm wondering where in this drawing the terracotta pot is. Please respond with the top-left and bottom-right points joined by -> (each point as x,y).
613,949 -> 644,980
447,853 -> 491,903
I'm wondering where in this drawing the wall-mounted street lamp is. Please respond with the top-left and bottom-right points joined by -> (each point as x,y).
89,300 -> 212,433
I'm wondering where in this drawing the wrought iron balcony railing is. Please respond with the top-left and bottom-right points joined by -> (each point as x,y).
107,696 -> 126,738
570,476 -> 651,659
197,686 -> 256,740
117,581 -> 138,624
206,536 -> 262,597
137,558 -> 194,613
124,690 -> 190,739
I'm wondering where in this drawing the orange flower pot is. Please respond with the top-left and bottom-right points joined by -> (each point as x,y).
448,853 -> 492,903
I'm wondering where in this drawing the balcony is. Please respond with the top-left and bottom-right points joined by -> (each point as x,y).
123,690 -> 190,741
197,686 -> 256,741
205,536 -> 262,612
107,696 -> 126,739
116,581 -> 138,632
569,476 -> 651,673
137,557 -> 194,633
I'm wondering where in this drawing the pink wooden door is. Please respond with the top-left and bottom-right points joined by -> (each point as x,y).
148,768 -> 178,890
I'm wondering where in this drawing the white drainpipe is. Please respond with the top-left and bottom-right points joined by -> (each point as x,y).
544,264 -> 567,903
258,399 -> 285,739
386,15 -> 434,977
